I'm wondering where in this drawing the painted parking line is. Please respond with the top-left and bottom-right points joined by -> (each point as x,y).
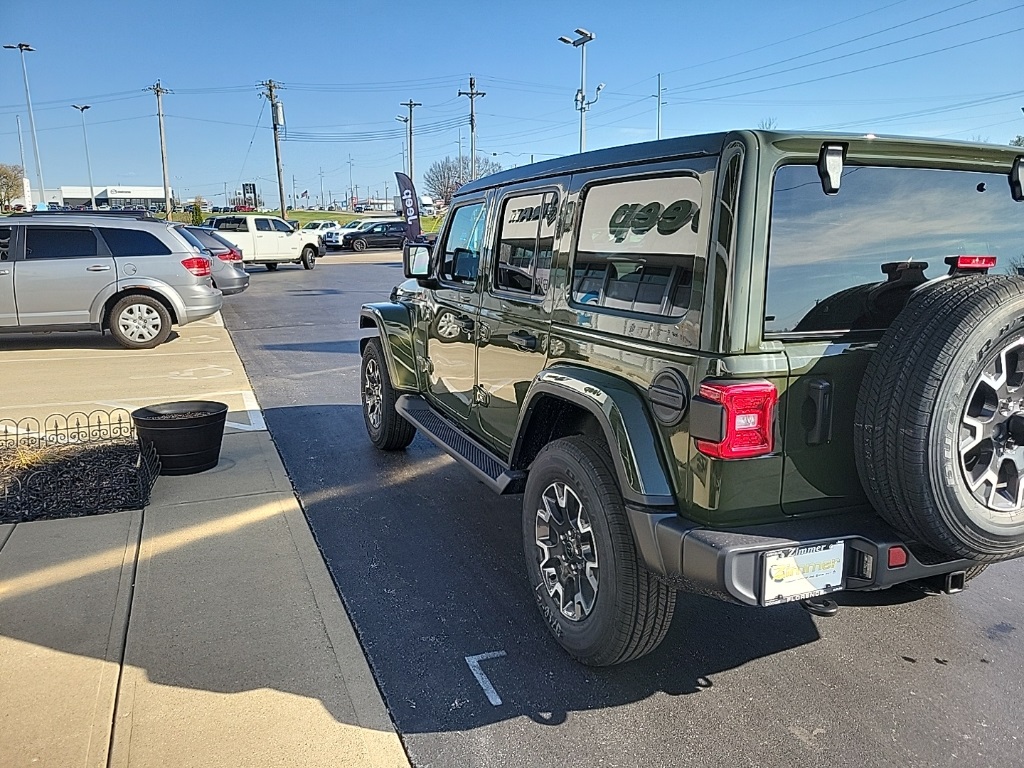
465,650 -> 507,706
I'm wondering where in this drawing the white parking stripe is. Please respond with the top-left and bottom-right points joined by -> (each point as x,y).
465,651 -> 507,706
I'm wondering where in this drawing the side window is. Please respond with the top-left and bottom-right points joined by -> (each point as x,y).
0,226 -> 11,260
25,227 -> 101,260
571,175 -> 701,318
255,219 -> 272,232
494,192 -> 557,296
272,219 -> 291,233
98,228 -> 172,257
388,224 -> 406,234
438,202 -> 487,284
213,217 -> 248,232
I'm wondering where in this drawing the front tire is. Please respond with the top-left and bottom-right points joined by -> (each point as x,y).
361,338 -> 416,450
523,436 -> 675,666
107,295 -> 172,349
301,246 -> 316,270
352,239 -> 367,252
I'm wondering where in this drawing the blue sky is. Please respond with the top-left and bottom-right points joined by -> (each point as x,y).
2,0 -> 1022,207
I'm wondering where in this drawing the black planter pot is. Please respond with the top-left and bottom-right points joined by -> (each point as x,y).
131,401 -> 228,476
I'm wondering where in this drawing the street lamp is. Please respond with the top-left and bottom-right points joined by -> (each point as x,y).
71,105 -> 96,210
558,28 -> 603,153
4,43 -> 46,208
396,114 -> 411,179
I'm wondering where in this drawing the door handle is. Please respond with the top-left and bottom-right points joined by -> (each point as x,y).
0,269 -> 9,275
508,331 -> 538,350
86,265 -> 111,272
452,315 -> 475,331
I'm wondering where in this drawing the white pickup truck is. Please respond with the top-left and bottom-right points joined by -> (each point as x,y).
203,214 -> 325,271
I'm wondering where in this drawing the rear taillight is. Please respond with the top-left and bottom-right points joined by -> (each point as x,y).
955,255 -> 996,269
216,248 -> 242,262
694,380 -> 778,460
181,256 -> 211,277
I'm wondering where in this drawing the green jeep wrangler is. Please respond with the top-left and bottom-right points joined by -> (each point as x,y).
360,130 -> 1024,666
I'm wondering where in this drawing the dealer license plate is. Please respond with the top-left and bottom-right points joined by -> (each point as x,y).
761,541 -> 845,606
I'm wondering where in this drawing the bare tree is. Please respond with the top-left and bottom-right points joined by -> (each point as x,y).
758,117 -> 778,130
1011,135 -> 1024,147
423,156 -> 502,206
0,163 -> 25,210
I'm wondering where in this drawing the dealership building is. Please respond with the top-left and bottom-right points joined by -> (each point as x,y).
14,185 -> 174,209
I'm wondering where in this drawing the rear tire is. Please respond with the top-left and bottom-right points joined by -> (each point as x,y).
107,294 -> 172,350
301,246 -> 316,270
361,338 -> 415,450
523,436 -> 675,666
352,239 -> 367,252
265,262 -> 279,272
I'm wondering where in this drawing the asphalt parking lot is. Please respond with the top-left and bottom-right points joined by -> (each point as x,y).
219,251 -> 1024,768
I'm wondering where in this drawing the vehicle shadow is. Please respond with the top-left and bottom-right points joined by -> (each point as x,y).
0,330 -> 180,351
261,339 -> 361,354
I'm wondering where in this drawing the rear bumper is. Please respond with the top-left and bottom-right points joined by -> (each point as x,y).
626,507 -> 982,607
178,284 -> 224,324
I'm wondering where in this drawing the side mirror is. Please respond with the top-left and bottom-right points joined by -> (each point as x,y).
403,242 -> 431,279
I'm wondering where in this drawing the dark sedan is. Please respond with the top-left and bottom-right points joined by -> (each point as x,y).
341,221 -> 408,252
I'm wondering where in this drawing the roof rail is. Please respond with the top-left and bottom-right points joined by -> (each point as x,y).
7,210 -> 161,221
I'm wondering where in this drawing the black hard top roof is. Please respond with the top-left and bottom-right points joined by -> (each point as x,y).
455,129 -> 1023,197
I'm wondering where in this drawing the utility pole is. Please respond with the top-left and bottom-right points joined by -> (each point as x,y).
260,79 -> 288,220
347,154 -> 354,209
5,44 -> 45,207
319,167 -> 325,209
223,181 -> 228,208
656,73 -> 663,140
459,76 -> 485,180
292,175 -> 297,210
399,99 -> 421,181
148,81 -> 172,218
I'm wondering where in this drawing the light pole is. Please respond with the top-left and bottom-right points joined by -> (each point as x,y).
558,28 -> 603,153
5,43 -> 46,208
71,105 -> 96,209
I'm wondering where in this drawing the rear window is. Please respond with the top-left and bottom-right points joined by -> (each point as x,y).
211,217 -> 248,233
175,227 -> 206,252
184,227 -> 225,250
99,227 -> 172,257
765,165 -> 1024,335
571,175 -> 703,318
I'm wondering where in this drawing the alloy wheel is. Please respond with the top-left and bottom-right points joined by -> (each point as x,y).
960,336 -> 1024,514
363,357 -> 383,430
534,481 -> 599,621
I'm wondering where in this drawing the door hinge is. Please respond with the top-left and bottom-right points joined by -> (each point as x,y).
473,385 -> 490,406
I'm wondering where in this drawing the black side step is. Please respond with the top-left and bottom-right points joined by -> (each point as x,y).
396,394 -> 527,494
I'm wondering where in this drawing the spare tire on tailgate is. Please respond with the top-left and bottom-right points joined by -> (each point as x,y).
854,274 -> 1024,562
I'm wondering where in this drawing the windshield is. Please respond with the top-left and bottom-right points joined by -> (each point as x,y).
765,164 -> 1023,334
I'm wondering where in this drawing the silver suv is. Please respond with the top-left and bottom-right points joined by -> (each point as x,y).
0,213 -> 223,349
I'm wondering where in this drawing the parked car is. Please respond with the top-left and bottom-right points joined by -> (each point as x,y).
0,212 -> 222,349
204,214 -> 325,270
360,129 -> 1024,666
181,226 -> 250,296
324,218 -> 402,251
300,219 -> 341,234
340,221 -> 408,251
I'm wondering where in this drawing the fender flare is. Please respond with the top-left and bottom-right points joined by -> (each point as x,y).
512,367 -> 675,507
359,302 -> 420,391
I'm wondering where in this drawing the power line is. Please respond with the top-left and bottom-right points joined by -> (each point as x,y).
666,1 -> 1019,96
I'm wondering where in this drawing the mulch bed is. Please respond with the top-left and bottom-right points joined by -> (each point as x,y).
0,439 -> 159,524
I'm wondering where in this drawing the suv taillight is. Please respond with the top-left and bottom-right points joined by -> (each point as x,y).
182,256 -> 211,277
694,381 -> 778,459
217,248 -> 242,262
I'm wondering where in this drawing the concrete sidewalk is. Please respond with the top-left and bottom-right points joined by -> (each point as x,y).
0,318 -> 409,767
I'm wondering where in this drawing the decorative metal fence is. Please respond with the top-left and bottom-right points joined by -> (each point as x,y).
0,409 -> 160,523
